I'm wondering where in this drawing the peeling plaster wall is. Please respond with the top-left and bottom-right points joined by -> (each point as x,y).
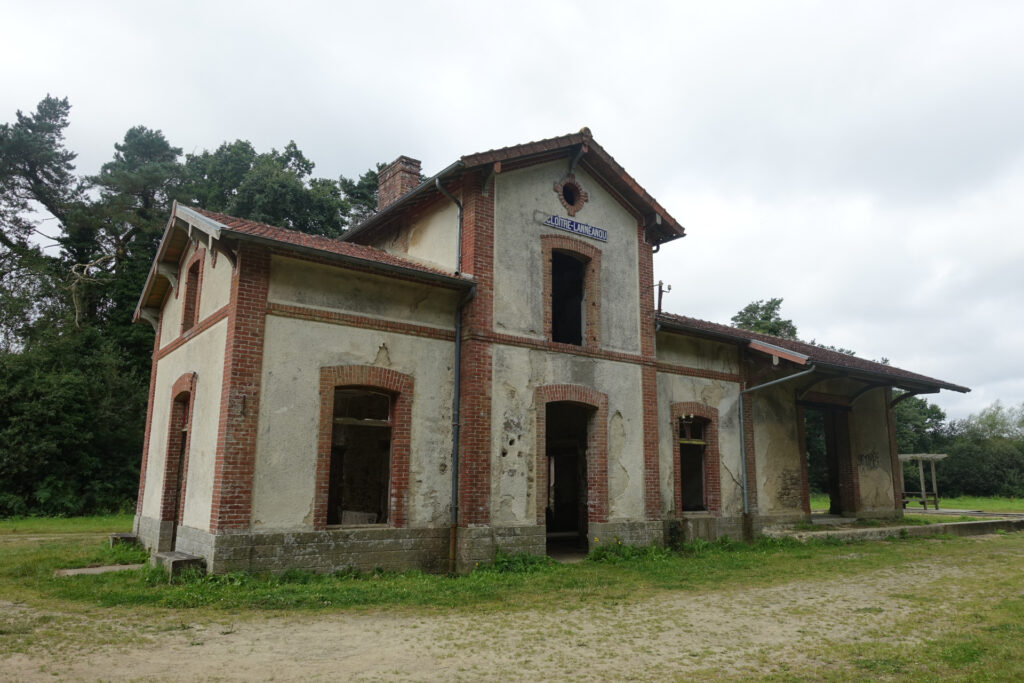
850,388 -> 896,512
370,199 -> 460,274
141,318 -> 228,530
656,373 -> 744,516
158,241 -> 232,349
489,346 -> 646,524
251,314 -> 455,530
655,332 -> 740,375
492,161 -> 642,354
752,385 -> 804,517
268,255 -> 458,329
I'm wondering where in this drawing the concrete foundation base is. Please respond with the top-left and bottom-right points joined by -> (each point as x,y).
109,532 -> 139,548
151,551 -> 205,577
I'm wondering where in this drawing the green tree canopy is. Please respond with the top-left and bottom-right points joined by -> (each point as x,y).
730,297 -> 799,339
0,95 -> 385,515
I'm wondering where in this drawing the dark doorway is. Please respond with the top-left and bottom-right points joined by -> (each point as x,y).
551,251 -> 585,345
545,402 -> 592,553
805,407 -> 855,516
166,393 -> 190,551
327,389 -> 392,525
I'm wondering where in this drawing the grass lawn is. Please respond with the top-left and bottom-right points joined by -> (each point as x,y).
3,513 -> 1024,679
0,513 -> 134,535
809,493 -> 1024,513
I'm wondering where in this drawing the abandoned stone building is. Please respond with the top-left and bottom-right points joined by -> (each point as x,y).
131,129 -> 969,573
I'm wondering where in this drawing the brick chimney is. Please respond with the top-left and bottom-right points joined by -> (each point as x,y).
377,156 -> 422,210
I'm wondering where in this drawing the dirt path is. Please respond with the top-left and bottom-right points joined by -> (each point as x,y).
2,542 -> 1017,681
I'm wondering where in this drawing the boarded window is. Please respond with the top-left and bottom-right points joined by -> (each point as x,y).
551,251 -> 585,345
327,389 -> 392,525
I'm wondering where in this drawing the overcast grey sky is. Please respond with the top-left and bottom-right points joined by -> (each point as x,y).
5,0 -> 1023,419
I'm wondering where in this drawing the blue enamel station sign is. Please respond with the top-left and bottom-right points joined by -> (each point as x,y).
543,215 -> 608,242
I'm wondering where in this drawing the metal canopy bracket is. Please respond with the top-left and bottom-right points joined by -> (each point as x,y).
890,389 -> 938,408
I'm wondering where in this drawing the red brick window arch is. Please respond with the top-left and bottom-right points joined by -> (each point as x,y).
671,402 -> 721,515
541,234 -> 601,349
315,366 -> 413,530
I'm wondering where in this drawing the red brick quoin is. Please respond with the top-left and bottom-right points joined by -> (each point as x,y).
540,234 -> 602,349
160,372 -> 198,525
534,384 -> 610,526
209,245 -> 270,532
670,402 -> 722,516
314,365 -> 414,530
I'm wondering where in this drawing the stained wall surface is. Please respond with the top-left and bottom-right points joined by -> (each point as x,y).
849,388 -> 896,512
368,198 -> 460,274
141,318 -> 227,531
269,256 -> 457,329
656,372 -> 744,517
157,241 -> 233,349
751,383 -> 804,518
251,259 -> 459,530
488,347 -> 646,525
492,161 -> 642,355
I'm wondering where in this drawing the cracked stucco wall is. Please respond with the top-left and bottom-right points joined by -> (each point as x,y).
489,346 -> 646,524
249,260 -> 458,530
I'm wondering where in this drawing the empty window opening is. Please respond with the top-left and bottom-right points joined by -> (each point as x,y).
561,183 -> 578,206
327,389 -> 392,525
181,260 -> 201,332
679,416 -> 708,511
551,251 -> 585,345
545,402 -> 592,553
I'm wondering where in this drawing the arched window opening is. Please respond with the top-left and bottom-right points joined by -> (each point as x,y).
679,415 -> 710,511
551,251 -> 586,345
327,388 -> 393,525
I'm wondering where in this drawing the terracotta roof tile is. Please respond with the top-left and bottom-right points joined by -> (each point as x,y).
190,207 -> 462,281
656,312 -> 969,393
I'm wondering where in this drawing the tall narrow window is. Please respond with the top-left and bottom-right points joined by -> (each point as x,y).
551,251 -> 585,345
679,416 -> 708,511
327,389 -> 392,525
181,260 -> 201,333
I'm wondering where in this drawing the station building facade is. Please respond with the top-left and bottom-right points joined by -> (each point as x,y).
132,130 -> 968,572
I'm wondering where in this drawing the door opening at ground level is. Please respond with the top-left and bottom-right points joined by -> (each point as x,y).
545,401 -> 593,555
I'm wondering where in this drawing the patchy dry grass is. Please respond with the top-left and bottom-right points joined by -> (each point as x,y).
2,515 -> 1024,680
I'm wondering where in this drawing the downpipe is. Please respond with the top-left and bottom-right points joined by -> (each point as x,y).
437,178 -> 467,573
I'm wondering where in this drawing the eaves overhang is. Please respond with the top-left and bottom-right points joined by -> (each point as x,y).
133,202 -> 471,329
342,130 -> 686,247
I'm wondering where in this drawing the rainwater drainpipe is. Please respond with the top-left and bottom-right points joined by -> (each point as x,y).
738,365 -> 817,516
436,178 -> 469,573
